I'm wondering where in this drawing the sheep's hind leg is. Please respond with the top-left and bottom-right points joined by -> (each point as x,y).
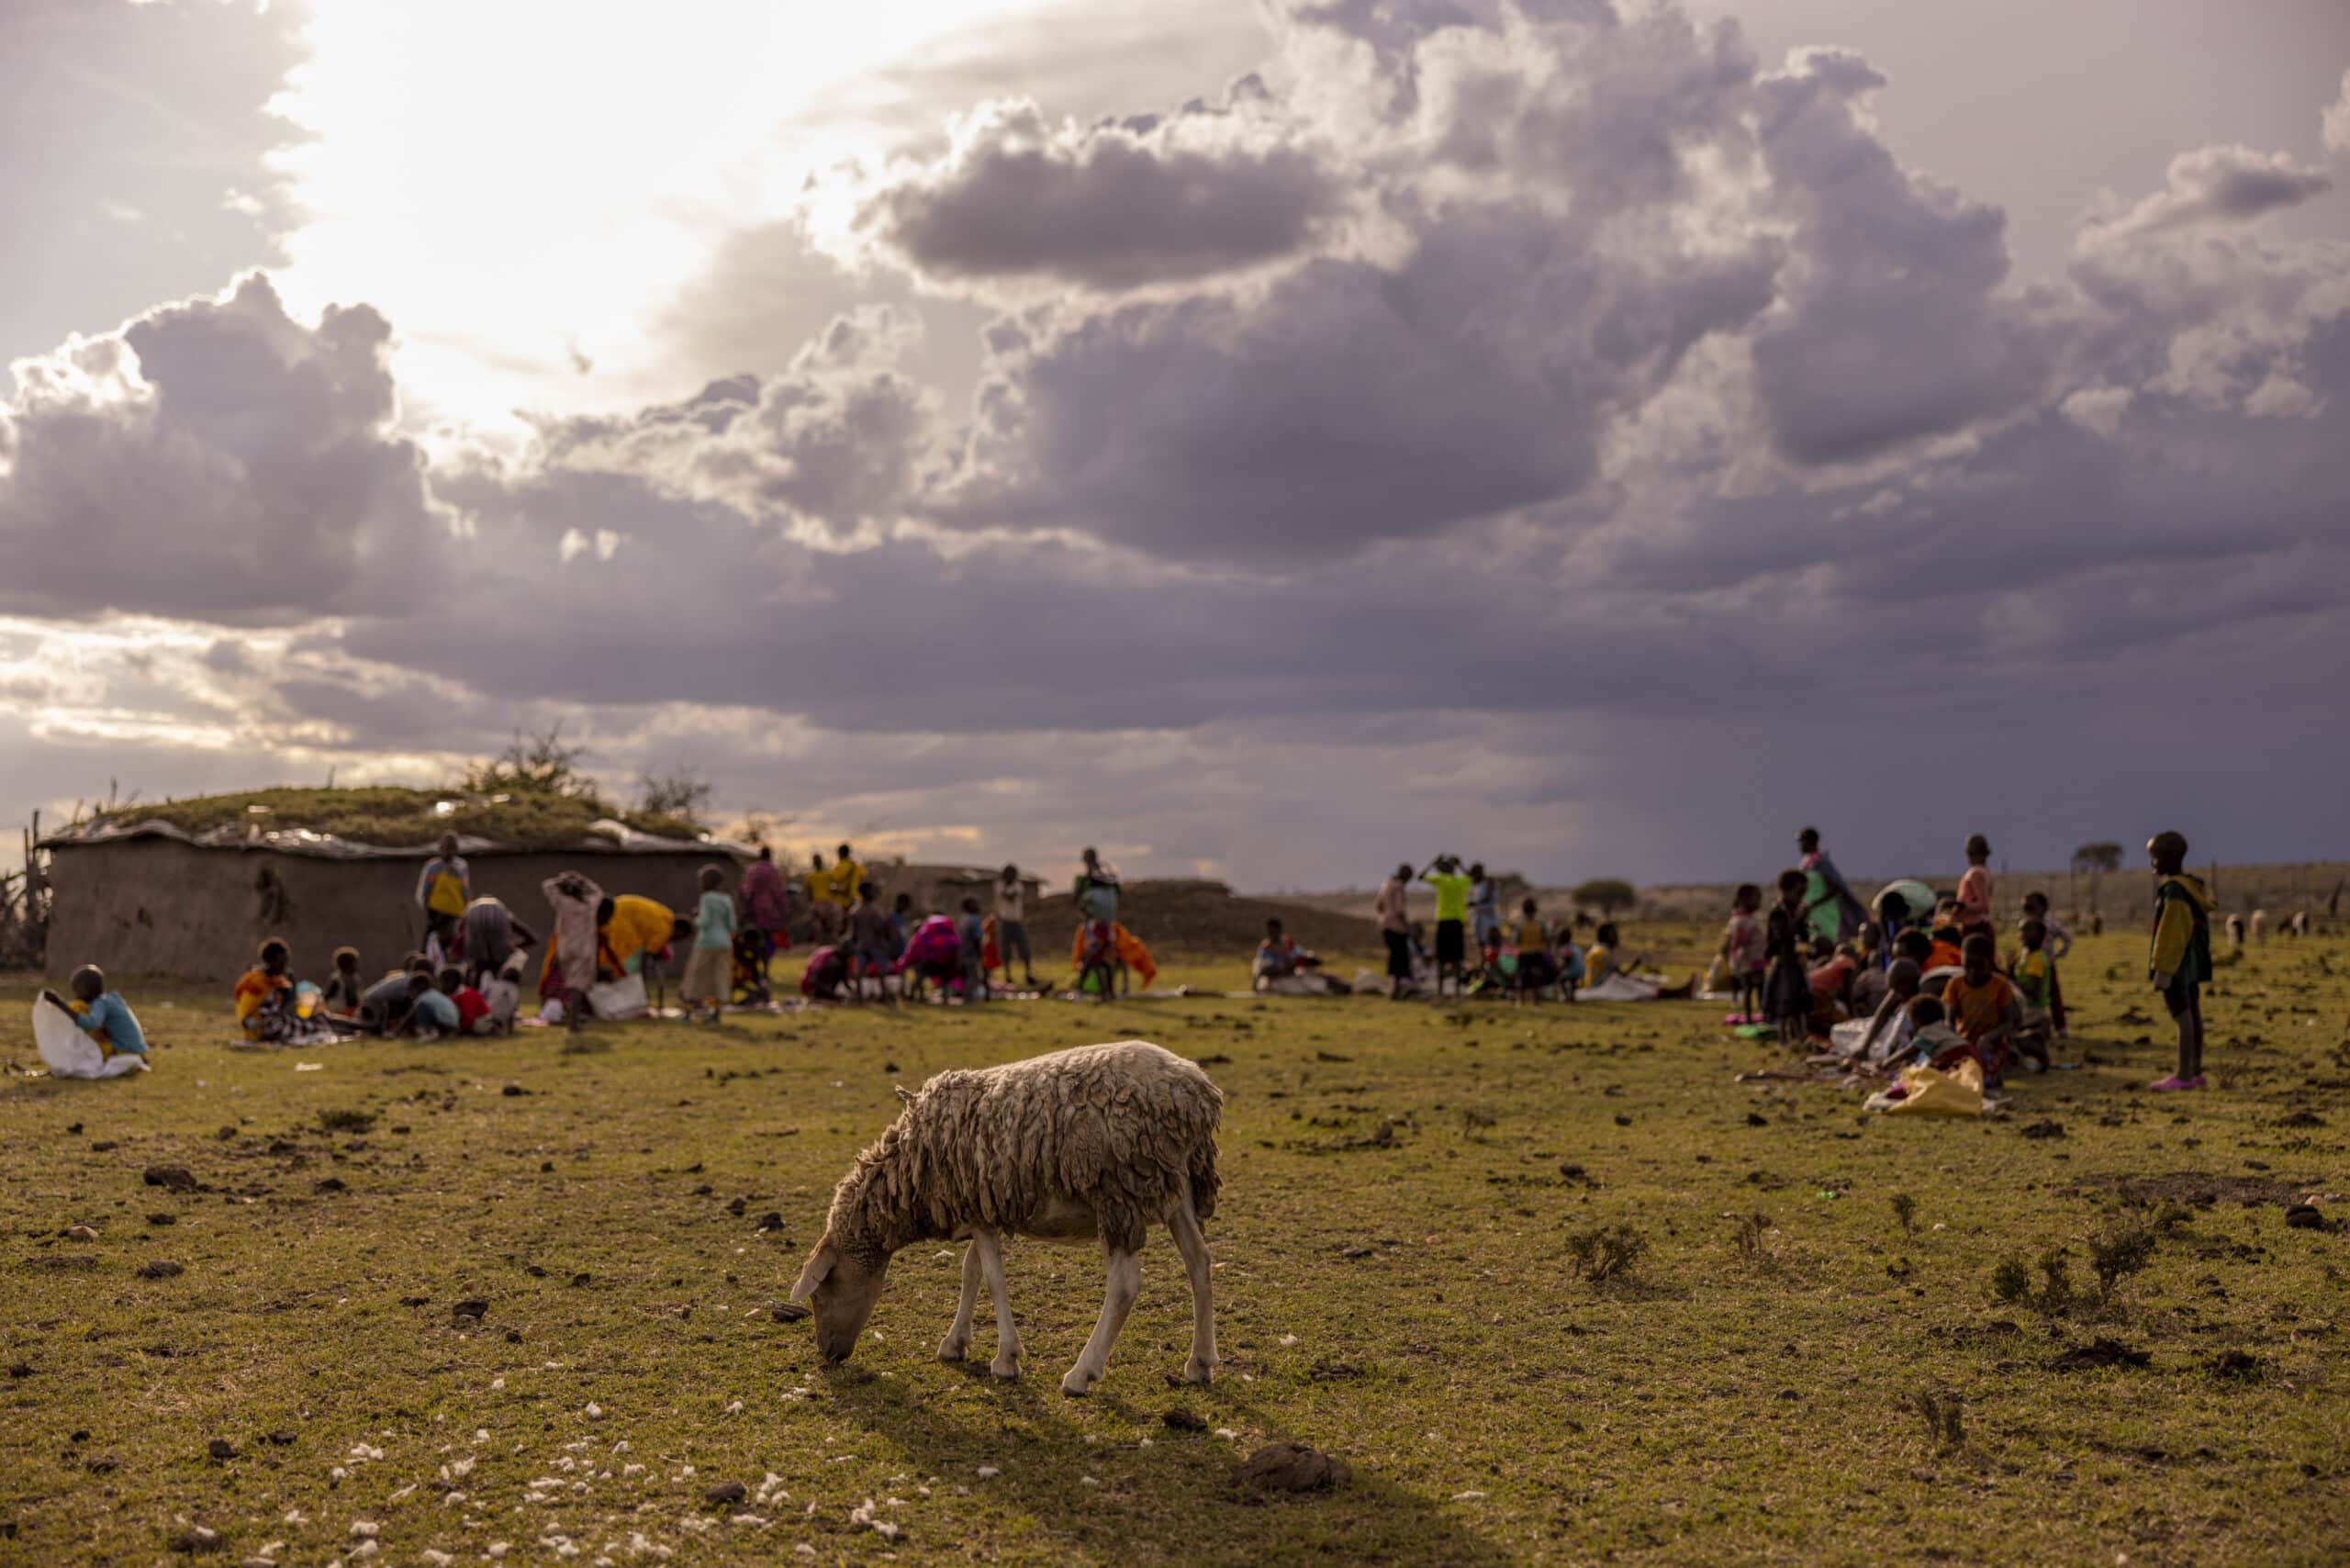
938,1241 -> 981,1362
1061,1245 -> 1142,1397
971,1229 -> 1022,1378
1169,1200 -> 1218,1383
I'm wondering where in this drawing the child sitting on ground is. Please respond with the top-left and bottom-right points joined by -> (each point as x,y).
1843,958 -> 1922,1065
2016,891 -> 2071,1035
1936,932 -> 2024,1082
357,961 -> 421,1036
1553,930 -> 1584,1000
730,924 -> 772,1008
39,966 -> 150,1078
957,898 -> 990,1002
231,938 -> 334,1045
2009,919 -> 2059,1063
409,969 -> 461,1039
1905,994 -> 1965,1066
1255,917 -> 1312,986
1721,884 -> 1765,1022
322,946 -> 364,1016
438,967 -> 492,1036
1512,898 -> 1558,998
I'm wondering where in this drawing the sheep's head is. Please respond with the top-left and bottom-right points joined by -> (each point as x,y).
791,1233 -> 890,1362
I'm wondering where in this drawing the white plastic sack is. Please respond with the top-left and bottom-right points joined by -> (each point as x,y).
1580,973 -> 1662,1002
587,971 -> 649,1021
32,1002 -> 148,1080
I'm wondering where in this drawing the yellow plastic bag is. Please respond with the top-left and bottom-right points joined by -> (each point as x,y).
1879,1057 -> 1984,1116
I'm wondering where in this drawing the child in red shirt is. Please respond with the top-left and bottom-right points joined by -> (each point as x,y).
439,967 -> 492,1036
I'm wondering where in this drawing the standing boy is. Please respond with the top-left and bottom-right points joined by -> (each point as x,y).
2147,830 -> 2214,1091
416,834 -> 472,957
1420,855 -> 1472,997
995,864 -> 1036,990
957,897 -> 990,1002
1953,834 -> 1995,938
1376,862 -> 1414,1000
684,864 -> 736,1022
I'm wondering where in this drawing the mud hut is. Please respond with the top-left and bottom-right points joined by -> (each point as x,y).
40,788 -> 749,982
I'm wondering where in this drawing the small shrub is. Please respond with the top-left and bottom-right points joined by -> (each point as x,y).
1891,1193 -> 1918,1235
1991,1256 -> 2031,1303
318,1108 -> 376,1135
1567,1222 -> 1648,1283
2088,1224 -> 2157,1305
1730,1212 -> 1771,1260
1908,1388 -> 1965,1453
2036,1249 -> 2075,1313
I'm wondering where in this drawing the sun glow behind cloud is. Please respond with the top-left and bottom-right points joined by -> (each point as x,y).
263,0 -> 1033,432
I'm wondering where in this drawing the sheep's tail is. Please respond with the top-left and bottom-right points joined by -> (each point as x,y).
1188,1136 -> 1221,1226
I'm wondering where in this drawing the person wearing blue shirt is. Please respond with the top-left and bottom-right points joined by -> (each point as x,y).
957,897 -> 990,1002
42,966 -> 150,1076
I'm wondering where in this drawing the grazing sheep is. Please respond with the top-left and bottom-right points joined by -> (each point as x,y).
790,1039 -> 1223,1395
2250,909 -> 2266,946
2225,913 -> 2245,950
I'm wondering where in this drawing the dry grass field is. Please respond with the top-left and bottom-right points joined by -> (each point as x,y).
3,921 -> 2345,1565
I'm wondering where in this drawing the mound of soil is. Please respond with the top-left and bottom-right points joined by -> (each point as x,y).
1030,880 -> 1382,957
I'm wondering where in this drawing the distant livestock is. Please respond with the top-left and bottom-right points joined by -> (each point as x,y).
791,1039 -> 1224,1395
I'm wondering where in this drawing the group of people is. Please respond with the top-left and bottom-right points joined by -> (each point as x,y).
1722,826 -> 2214,1096
1358,857 -> 1686,1004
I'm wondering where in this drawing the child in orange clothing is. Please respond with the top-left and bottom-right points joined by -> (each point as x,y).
1936,932 -> 2022,1083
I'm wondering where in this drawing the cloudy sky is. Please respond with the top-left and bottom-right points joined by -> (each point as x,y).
5,0 -> 2347,891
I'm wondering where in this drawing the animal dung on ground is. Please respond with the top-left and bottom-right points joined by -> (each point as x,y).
451,1298 -> 488,1325
2283,1204 -> 2325,1230
2020,1121 -> 2065,1139
1163,1407 -> 1209,1431
1231,1442 -> 1351,1493
703,1481 -> 747,1508
136,1260 -> 185,1280
144,1165 -> 199,1193
207,1438 -> 237,1460
2047,1338 -> 2152,1372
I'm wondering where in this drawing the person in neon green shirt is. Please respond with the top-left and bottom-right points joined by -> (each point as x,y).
1419,855 -> 1472,997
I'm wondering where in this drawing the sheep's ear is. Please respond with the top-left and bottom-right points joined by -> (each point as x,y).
893,1083 -> 915,1103
789,1244 -> 835,1304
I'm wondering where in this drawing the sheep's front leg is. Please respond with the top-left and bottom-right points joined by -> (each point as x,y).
1061,1246 -> 1141,1397
938,1241 -> 981,1362
971,1228 -> 1022,1378
1169,1201 -> 1218,1383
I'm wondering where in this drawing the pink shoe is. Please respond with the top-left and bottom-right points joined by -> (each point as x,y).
2149,1074 -> 2206,1092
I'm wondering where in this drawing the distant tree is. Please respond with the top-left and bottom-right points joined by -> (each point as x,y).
634,769 -> 716,829
2071,842 -> 2125,917
1572,879 -> 1639,917
465,724 -> 594,799
2072,842 -> 2124,874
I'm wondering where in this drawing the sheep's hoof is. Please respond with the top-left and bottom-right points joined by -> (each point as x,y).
1183,1358 -> 1216,1384
1059,1367 -> 1099,1397
990,1356 -> 1021,1380
937,1338 -> 968,1363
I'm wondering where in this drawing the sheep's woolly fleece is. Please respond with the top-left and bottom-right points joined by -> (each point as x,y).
826,1039 -> 1222,1259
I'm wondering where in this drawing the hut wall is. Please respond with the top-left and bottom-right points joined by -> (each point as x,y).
46,839 -> 744,983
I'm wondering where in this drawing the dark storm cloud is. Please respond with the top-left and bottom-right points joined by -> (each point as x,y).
853,97 -> 1348,290
7,1 -> 2350,886
2095,145 -> 2333,237
0,274 -> 444,623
